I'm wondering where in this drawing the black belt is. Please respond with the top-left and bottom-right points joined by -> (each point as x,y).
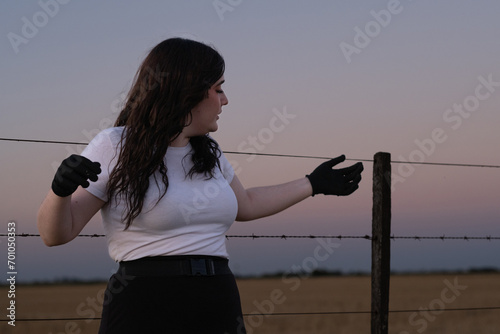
118,255 -> 232,277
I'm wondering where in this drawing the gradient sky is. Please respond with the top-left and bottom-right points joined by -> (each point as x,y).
1,0 -> 499,282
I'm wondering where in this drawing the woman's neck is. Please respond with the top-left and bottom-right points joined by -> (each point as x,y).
169,134 -> 190,147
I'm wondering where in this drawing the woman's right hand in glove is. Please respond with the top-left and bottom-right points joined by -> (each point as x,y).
306,155 -> 363,196
51,155 -> 101,197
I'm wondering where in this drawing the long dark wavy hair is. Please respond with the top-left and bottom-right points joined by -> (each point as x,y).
107,38 -> 225,229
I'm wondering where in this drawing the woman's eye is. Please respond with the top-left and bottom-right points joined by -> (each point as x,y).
216,89 -> 224,94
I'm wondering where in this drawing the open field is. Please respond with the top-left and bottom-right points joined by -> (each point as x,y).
1,273 -> 499,333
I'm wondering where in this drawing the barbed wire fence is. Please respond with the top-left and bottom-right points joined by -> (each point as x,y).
2,136 -> 500,169
2,233 -> 500,240
1,138 -> 499,331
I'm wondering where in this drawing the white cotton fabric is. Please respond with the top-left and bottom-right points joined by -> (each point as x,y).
81,127 -> 238,262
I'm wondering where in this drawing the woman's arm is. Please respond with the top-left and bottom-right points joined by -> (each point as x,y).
37,154 -> 104,246
230,155 -> 364,222
37,187 -> 105,246
230,175 -> 312,221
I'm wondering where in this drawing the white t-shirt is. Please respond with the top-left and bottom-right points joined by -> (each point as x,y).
81,127 -> 238,262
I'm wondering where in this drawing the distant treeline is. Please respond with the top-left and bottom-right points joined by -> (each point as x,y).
2,267 -> 499,285
236,266 -> 500,279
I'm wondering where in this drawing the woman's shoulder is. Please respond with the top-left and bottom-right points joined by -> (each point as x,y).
84,127 -> 125,154
92,126 -> 124,144
99,126 -> 125,138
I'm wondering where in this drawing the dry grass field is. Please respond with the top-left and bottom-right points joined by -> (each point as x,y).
1,273 -> 499,333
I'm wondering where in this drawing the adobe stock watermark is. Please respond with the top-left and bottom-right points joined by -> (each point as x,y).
179,106 -> 297,225
51,66 -> 169,173
339,0 -> 407,64
7,0 -> 71,55
389,73 -> 499,191
238,238 -> 341,333
399,276 -> 467,334
213,0 -> 243,22
48,268 -> 135,334
231,106 -> 297,170
6,221 -> 17,327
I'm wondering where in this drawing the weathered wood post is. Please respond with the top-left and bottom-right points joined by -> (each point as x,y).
371,152 -> 391,334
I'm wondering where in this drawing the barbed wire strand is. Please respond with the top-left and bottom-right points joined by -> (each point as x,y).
1,233 -> 499,241
2,306 -> 499,323
1,137 -> 500,168
2,232 -> 497,324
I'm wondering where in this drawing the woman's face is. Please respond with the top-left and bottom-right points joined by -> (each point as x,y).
188,76 -> 228,135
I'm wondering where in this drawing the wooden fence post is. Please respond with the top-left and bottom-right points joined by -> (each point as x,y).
371,152 -> 392,334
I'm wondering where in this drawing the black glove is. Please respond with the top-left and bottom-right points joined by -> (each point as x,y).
51,155 -> 101,197
306,155 -> 363,196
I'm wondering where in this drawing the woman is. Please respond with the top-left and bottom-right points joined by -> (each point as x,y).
37,38 -> 363,333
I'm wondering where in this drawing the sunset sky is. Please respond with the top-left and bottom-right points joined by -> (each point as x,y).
1,0 -> 499,282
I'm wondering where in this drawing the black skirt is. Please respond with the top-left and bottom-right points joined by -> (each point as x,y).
98,256 -> 247,334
